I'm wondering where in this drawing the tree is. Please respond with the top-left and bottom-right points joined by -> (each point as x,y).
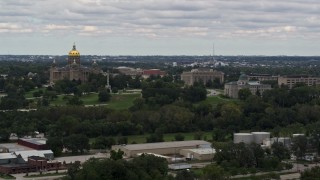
202,164 -> 229,180
146,133 -> 164,143
301,166 -> 320,180
176,170 -> 196,180
67,161 -> 81,180
92,136 -> 115,149
132,154 -> 168,179
98,90 -> 111,102
238,88 -> 252,100
183,85 -> 207,103
110,149 -> 124,160
64,134 -> 90,154
194,131 -> 203,140
174,134 -> 185,141
117,136 -> 128,144
308,121 -> 320,155
46,136 -> 63,156
271,142 -> 290,161
67,96 -> 83,106
291,135 -> 308,160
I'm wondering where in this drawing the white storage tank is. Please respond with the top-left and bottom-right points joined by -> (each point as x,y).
271,137 -> 291,148
252,132 -> 270,144
234,133 -> 253,144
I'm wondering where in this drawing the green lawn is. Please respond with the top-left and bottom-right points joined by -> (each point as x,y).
50,93 -> 140,110
25,87 -> 46,98
107,93 -> 140,110
0,173 -> 15,179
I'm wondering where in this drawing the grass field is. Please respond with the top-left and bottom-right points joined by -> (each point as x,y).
90,131 -> 214,144
25,87 -> 46,98
107,93 -> 140,109
50,92 -> 140,110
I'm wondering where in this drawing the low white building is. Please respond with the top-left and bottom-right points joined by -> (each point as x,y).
180,148 -> 215,161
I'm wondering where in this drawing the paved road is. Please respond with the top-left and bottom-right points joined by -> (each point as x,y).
231,163 -> 319,179
12,171 -> 67,180
207,89 -> 222,96
280,173 -> 300,180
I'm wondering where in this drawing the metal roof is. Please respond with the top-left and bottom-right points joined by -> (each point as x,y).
0,153 -> 16,159
183,148 -> 216,155
119,140 -> 211,151
14,150 -> 53,161
19,138 -> 47,145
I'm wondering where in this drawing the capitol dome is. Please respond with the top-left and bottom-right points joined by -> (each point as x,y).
68,43 -> 80,57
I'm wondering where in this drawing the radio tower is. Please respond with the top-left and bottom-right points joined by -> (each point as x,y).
212,43 -> 215,62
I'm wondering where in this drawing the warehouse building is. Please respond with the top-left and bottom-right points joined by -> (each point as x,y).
17,138 -> 47,150
180,148 -> 215,161
112,140 -> 211,157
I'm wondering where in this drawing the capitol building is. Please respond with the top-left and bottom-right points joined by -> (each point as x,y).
49,44 -> 101,84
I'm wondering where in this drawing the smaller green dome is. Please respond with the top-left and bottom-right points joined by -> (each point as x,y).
239,73 -> 249,80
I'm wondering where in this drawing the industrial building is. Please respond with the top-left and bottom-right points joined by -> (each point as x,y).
168,163 -> 192,170
181,68 -> 224,86
112,140 -> 211,158
0,150 -> 58,174
271,137 -> 291,148
180,148 -> 215,161
234,132 -> 270,145
17,138 -> 47,150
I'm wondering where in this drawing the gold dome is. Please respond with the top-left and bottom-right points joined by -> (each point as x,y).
68,43 -> 80,56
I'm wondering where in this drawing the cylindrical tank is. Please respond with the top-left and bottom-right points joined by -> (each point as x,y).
252,132 -> 270,144
233,133 -> 253,144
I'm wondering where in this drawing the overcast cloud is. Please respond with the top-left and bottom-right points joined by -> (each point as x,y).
1,0 -> 320,55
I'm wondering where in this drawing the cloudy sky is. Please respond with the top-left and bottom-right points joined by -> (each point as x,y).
1,0 -> 320,55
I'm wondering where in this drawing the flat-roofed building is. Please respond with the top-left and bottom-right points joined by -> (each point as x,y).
278,76 -> 320,89
17,138 -> 47,150
142,69 -> 166,79
112,140 -> 211,158
180,148 -> 215,161
181,69 -> 224,86
248,74 -> 278,81
116,67 -> 143,77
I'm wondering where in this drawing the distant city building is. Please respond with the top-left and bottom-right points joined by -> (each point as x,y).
181,68 -> 224,86
116,66 -> 143,77
278,75 -> 320,89
248,74 -> 278,81
49,44 -> 101,84
224,73 -> 272,98
142,69 -> 166,79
